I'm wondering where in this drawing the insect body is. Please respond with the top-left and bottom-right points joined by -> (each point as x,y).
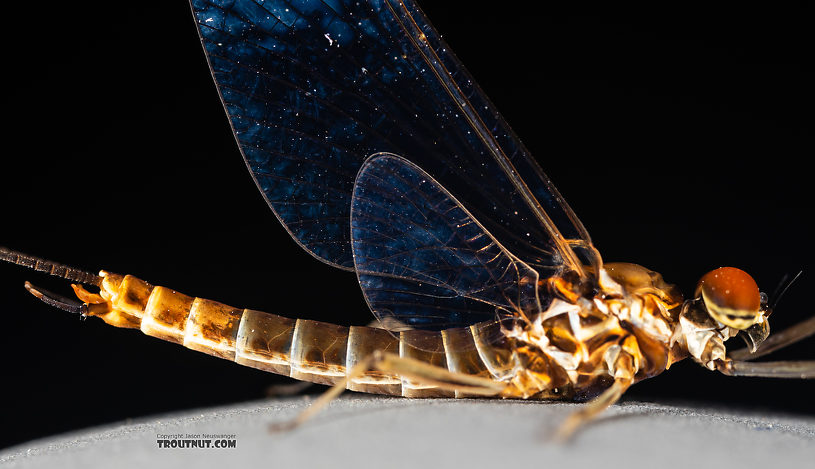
55,255 -> 765,401
2,0 -> 813,437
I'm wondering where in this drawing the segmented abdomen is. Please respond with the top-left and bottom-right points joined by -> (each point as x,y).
91,273 -> 517,397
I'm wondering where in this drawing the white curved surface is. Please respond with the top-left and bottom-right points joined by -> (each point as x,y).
2,396 -> 813,468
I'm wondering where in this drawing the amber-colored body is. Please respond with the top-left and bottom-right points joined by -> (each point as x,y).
72,261 -> 711,401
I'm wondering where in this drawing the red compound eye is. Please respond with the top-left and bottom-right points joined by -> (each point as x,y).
695,267 -> 762,328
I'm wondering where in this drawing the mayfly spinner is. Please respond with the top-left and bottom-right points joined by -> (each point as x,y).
3,0 -> 813,438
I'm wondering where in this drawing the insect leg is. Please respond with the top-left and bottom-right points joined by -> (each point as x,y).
264,381 -> 315,398
717,359 -> 815,378
554,376 -> 633,441
555,351 -> 636,441
376,353 -> 509,398
269,350 -> 507,432
728,315 -> 815,361
268,353 -> 381,432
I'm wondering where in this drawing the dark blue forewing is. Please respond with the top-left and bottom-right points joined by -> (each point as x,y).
351,153 -> 542,331
190,0 -> 593,274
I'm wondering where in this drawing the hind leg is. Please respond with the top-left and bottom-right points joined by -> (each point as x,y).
269,350 -> 508,431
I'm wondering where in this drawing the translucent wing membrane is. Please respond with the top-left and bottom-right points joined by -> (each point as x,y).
351,154 -> 543,331
190,0 -> 593,274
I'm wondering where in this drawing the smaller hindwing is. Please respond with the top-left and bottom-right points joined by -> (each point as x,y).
351,153 -> 545,334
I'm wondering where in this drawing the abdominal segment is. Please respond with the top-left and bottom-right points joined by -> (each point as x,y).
77,272 -> 564,398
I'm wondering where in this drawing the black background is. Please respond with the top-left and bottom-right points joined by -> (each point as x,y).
1,2 -> 812,449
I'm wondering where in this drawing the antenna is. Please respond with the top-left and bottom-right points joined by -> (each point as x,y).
769,270 -> 803,313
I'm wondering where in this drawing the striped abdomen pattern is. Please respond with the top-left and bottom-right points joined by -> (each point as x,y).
87,273 -> 517,397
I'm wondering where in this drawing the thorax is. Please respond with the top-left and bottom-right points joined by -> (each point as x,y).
503,263 -> 687,399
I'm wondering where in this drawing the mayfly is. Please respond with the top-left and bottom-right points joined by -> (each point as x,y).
2,0 -> 813,438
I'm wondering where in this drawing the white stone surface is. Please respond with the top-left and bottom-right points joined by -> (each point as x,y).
1,396 -> 813,469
